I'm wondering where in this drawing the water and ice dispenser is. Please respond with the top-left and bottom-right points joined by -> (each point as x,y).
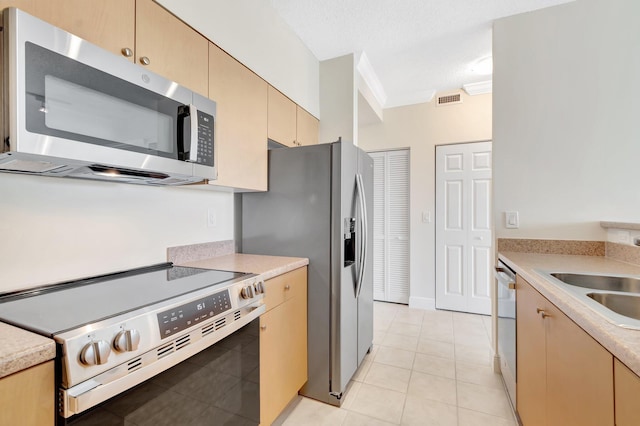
344,217 -> 356,267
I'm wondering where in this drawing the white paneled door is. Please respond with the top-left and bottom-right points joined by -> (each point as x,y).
435,142 -> 492,315
370,149 -> 410,304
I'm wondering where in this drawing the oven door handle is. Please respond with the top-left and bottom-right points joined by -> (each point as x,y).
60,302 -> 265,418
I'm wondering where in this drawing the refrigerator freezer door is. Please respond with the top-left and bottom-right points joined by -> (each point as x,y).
242,144 -> 334,404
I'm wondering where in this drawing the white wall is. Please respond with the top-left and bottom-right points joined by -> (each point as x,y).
359,93 -> 492,307
493,0 -> 640,241
0,1 -> 322,294
0,174 -> 233,292
319,55 -> 358,145
156,0 -> 320,118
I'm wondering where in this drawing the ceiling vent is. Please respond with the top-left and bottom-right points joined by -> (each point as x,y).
436,92 -> 463,107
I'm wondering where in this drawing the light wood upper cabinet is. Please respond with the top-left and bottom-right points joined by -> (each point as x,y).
0,361 -> 54,426
135,0 -> 208,95
209,43 -> 267,191
516,276 -> 614,426
267,86 -> 297,147
267,86 -> 319,147
614,358 -> 640,426
296,106 -> 319,146
260,267 -> 308,426
0,0 -> 135,60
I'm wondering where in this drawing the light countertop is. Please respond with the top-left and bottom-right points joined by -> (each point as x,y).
499,252 -> 640,377
0,322 -> 56,379
178,253 -> 309,280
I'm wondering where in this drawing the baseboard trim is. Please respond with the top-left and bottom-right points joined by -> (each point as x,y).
409,296 -> 436,310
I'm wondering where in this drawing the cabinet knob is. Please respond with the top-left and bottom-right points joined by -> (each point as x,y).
261,324 -> 267,331
284,284 -> 291,291
536,308 -> 550,318
121,47 -> 133,58
139,56 -> 151,66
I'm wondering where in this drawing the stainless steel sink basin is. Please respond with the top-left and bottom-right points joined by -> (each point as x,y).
550,273 -> 640,294
587,293 -> 640,321
539,270 -> 640,329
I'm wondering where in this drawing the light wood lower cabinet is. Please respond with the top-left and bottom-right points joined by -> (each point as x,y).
614,358 -> 640,426
0,360 -> 54,426
260,266 -> 307,425
516,276 -> 614,426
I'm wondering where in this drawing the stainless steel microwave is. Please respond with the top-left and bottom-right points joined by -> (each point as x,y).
0,8 -> 217,185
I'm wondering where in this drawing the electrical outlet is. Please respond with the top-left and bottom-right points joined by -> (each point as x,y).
207,209 -> 217,228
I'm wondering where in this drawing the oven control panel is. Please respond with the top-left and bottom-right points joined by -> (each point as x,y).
157,289 -> 231,339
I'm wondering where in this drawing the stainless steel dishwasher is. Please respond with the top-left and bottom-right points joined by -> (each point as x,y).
495,260 -> 517,411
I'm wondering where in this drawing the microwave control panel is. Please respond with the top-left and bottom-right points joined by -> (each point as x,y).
196,110 -> 214,166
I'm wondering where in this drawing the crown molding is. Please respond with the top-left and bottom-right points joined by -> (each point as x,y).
463,80 -> 493,96
356,52 -> 387,108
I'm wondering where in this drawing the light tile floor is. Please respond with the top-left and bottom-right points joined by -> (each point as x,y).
275,301 -> 517,426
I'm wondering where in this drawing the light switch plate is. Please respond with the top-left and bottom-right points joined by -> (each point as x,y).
505,211 -> 519,229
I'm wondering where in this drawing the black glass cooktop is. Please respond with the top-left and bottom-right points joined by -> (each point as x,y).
0,263 -> 249,336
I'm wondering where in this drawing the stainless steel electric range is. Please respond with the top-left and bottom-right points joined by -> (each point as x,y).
0,262 -> 265,425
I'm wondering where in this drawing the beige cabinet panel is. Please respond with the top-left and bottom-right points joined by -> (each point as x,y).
545,301 -> 613,426
296,106 -> 319,146
0,0 -> 135,61
260,267 -> 308,425
135,0 -> 208,95
209,43 -> 267,191
516,276 -> 547,426
0,361 -> 54,426
614,358 -> 640,426
516,277 -> 614,426
268,86 -> 297,147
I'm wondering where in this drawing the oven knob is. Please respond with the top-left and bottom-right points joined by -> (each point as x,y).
113,329 -> 141,353
79,340 -> 111,366
241,285 -> 255,299
254,280 -> 265,295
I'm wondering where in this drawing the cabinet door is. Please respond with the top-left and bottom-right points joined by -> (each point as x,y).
614,358 -> 640,426
296,106 -> 319,146
0,0 -> 135,60
268,86 -> 297,147
135,0 -> 208,95
0,361 -> 54,426
546,302 -> 614,426
516,276 -> 547,426
260,267 -> 308,425
209,43 -> 267,191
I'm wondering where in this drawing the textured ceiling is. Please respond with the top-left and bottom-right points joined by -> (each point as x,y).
270,0 -> 575,108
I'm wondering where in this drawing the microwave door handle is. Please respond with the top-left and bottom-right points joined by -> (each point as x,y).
187,104 -> 199,162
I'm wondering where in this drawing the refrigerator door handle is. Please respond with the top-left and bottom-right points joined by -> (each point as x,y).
355,173 -> 368,298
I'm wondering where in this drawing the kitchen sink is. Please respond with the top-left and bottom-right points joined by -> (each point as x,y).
539,270 -> 640,329
550,273 -> 640,294
587,293 -> 640,321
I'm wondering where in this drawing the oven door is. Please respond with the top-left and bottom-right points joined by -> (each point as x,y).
5,8 -> 216,179
61,317 -> 261,426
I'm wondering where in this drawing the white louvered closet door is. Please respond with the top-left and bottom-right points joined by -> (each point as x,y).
370,150 -> 410,304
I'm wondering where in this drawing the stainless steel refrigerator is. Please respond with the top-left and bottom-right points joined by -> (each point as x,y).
242,139 -> 373,406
